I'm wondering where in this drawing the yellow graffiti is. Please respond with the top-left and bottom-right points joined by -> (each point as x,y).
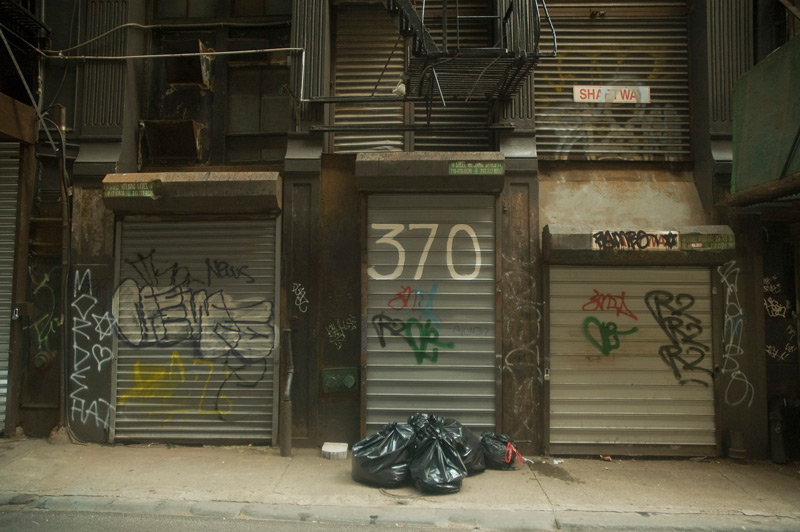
118,351 -> 231,420
194,358 -> 233,417
118,350 -> 185,405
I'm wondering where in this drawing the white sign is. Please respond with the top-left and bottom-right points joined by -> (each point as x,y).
573,85 -> 650,104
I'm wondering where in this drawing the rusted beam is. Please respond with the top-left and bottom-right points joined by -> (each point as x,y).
778,0 -> 800,20
722,171 -> 800,208
0,93 -> 37,144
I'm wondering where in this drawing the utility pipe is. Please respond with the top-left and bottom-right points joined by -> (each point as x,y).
279,328 -> 295,457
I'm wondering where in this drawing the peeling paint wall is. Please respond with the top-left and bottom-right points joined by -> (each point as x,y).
539,164 -> 709,229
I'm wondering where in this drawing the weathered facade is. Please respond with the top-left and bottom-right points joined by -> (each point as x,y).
0,0 -> 798,460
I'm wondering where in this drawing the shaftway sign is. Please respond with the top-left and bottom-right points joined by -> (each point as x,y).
573,85 -> 651,104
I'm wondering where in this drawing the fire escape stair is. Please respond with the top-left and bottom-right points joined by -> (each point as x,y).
382,0 -> 541,101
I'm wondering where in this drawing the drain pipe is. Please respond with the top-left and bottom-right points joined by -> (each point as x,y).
279,328 -> 295,457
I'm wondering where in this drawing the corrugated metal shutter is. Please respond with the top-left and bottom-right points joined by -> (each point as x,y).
333,4 -> 405,153
113,219 -> 279,442
534,2 -> 690,161
548,266 -> 715,455
412,0 -> 492,151
0,143 -> 19,432
413,101 -> 491,151
366,194 -> 496,433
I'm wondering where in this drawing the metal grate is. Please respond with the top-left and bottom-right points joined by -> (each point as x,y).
80,0 -> 127,135
708,0 -> 753,134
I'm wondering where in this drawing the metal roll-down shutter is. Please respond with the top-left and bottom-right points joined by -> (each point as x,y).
113,219 -> 279,442
0,143 -> 20,431
548,266 -> 715,455
535,2 -> 691,161
366,194 -> 497,433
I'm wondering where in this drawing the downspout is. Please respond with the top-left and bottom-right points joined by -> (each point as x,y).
280,328 -> 295,457
58,105 -> 70,435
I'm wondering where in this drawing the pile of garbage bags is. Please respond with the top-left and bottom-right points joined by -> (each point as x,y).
351,413 -> 523,494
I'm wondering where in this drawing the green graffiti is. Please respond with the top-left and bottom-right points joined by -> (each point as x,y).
582,316 -> 638,356
404,317 -> 453,364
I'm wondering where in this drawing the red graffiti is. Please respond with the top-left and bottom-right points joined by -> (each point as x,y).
581,289 -> 638,320
388,286 -> 422,310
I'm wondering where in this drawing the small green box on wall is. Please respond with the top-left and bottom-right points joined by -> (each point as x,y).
322,367 -> 359,393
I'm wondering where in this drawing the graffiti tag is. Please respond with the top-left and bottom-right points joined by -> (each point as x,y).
581,289 -> 638,320
717,261 -> 754,406
582,316 -> 637,356
644,290 -> 712,386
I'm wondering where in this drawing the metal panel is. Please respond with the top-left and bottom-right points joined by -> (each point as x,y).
0,143 -> 19,432
548,266 -> 715,454
732,34 -> 800,194
80,0 -> 127,136
113,219 -> 279,442
333,5 -> 405,153
534,6 -> 690,161
366,194 -> 496,434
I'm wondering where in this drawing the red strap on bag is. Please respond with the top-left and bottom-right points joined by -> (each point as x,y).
504,442 -> 524,465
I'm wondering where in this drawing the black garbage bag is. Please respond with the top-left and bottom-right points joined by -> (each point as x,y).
407,412 -> 431,432
351,422 -> 415,487
408,413 -> 485,475
481,431 -> 523,470
431,416 -> 485,475
409,425 -> 467,494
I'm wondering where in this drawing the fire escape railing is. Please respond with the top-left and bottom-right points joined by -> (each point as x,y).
307,0 -> 556,135
383,0 -> 556,101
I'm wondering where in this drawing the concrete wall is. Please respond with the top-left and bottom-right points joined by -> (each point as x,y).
539,163 -> 709,229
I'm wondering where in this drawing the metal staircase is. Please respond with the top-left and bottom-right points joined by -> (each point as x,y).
382,0 -> 555,102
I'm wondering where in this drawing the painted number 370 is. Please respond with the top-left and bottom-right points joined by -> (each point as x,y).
367,223 -> 482,281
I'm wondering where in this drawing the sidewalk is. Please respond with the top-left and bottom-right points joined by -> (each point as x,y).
1,431 -> 800,531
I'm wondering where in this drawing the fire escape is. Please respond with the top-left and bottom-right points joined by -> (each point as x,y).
385,0 -> 555,103
309,0 -> 556,138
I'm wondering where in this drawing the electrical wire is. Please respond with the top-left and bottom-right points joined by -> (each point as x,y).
0,19 -> 291,59
46,46 -> 304,61
52,20 -> 291,55
43,1 -> 80,113
0,21 -> 47,57
0,22 -> 303,62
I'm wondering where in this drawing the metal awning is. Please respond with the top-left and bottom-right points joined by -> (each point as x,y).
355,152 -> 505,192
543,224 -> 736,266
102,172 -> 281,214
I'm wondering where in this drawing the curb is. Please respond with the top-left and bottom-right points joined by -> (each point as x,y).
2,492 -> 800,531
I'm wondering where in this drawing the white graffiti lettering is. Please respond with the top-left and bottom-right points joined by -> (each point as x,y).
717,261 -> 755,407
292,282 -> 309,313
70,269 -> 116,430
764,296 -> 788,318
326,315 -> 358,350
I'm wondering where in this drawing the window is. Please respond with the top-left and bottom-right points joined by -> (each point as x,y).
145,7 -> 293,166
227,66 -> 291,163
